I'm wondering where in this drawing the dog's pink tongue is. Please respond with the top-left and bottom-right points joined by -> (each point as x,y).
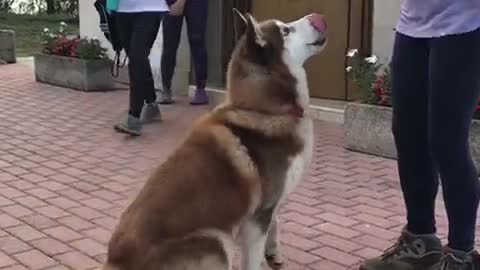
309,13 -> 327,33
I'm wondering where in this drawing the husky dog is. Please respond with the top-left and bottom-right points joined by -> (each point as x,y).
101,11 -> 327,270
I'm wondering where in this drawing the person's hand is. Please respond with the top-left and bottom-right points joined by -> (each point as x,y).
169,0 -> 186,16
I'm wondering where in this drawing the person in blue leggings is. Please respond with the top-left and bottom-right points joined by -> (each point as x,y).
159,0 -> 209,105
360,1 -> 480,270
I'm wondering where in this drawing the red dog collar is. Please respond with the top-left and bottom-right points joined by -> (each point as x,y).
288,103 -> 305,119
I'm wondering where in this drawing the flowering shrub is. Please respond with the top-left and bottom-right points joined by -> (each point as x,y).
41,22 -> 108,60
346,49 -> 391,106
346,48 -> 480,119
48,36 -> 79,57
371,69 -> 392,106
75,38 -> 108,60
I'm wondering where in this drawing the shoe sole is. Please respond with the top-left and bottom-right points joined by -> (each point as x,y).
142,117 -> 162,124
114,125 -> 141,136
190,102 -> 209,105
158,100 -> 174,105
358,263 -> 439,270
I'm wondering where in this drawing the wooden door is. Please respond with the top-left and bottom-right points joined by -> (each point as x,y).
251,0 -> 371,100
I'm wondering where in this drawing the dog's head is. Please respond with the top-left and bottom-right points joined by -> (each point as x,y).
226,11 -> 327,117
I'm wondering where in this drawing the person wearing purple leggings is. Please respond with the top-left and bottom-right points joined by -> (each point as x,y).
360,1 -> 480,270
160,0 -> 208,105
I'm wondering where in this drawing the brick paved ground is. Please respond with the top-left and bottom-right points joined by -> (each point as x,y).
0,62 -> 478,270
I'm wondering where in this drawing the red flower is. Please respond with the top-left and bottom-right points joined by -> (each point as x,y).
43,35 -> 81,58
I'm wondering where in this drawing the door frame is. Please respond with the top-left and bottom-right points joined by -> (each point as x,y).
346,0 -> 373,101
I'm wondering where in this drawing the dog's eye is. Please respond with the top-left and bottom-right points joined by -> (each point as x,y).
282,27 -> 290,36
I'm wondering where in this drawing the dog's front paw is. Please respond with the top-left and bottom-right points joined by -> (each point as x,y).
265,251 -> 284,270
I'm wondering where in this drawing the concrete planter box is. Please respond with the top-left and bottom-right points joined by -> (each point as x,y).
344,102 -> 480,170
0,30 -> 16,64
34,54 -> 115,91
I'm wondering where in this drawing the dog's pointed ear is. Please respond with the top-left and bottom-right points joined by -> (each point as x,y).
245,13 -> 267,47
233,8 -> 248,40
233,8 -> 247,25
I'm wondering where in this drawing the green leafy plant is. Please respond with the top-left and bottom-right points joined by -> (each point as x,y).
75,38 -> 108,59
41,21 -> 107,60
0,0 -> 14,12
371,68 -> 392,106
346,49 -> 391,107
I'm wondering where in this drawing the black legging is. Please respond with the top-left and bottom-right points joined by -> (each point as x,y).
116,12 -> 165,118
392,27 -> 480,251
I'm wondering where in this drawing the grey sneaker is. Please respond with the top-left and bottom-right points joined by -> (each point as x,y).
158,89 -> 174,104
360,229 -> 442,270
114,114 -> 142,136
141,103 -> 161,123
434,248 -> 480,270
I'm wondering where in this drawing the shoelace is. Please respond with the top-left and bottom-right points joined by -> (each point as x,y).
381,235 -> 413,260
440,253 -> 469,270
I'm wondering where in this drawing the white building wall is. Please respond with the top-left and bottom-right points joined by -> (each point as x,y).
79,0 -> 116,58
372,0 -> 402,63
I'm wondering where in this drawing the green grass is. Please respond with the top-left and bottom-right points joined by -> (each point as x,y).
0,13 -> 79,57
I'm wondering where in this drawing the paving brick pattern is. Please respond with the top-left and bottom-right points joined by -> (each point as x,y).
0,63 -> 478,270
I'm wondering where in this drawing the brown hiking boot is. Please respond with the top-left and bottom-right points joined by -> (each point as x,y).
360,229 -> 442,270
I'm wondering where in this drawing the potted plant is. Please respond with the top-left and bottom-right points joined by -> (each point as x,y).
343,49 -> 480,169
34,22 -> 115,91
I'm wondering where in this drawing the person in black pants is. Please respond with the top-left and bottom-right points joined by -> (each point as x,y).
114,0 -> 178,136
160,0 -> 209,105
361,25 -> 480,270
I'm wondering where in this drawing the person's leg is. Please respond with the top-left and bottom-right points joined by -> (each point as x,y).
141,12 -> 166,123
113,13 -> 143,135
160,13 -> 184,104
428,27 -> 480,259
185,0 -> 208,105
392,35 -> 439,237
128,12 -> 161,116
360,32 -> 442,270
114,12 -> 162,135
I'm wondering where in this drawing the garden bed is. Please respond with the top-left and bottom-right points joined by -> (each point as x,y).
34,54 -> 114,91
33,21 -> 115,91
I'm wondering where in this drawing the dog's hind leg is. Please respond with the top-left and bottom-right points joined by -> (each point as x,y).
241,207 -> 276,270
148,230 -> 234,270
240,221 -> 267,270
265,214 -> 284,269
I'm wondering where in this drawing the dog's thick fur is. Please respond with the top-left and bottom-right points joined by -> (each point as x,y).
102,12 -> 327,270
